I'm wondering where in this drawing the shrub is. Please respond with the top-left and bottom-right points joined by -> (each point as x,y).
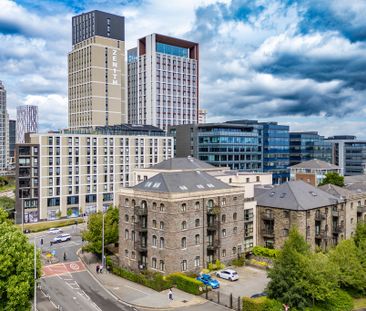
249,259 -> 269,267
231,256 -> 245,267
252,246 -> 280,259
242,297 -> 281,311
313,289 -> 353,311
208,259 -> 225,271
167,273 -> 203,295
21,218 -> 84,232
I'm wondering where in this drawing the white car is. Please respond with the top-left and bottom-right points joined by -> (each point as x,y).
216,269 -> 239,281
48,228 -> 62,234
51,234 -> 71,244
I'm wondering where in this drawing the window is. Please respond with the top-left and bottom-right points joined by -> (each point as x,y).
160,203 -> 165,212
181,237 -> 187,249
222,229 -> 226,237
152,219 -> 157,228
208,200 -> 214,208
194,256 -> 200,267
283,211 -> 289,218
233,212 -> 237,221
233,227 -> 238,234
160,221 -> 165,230
159,260 -> 165,271
125,249 -> 129,257
283,228 -> 289,237
131,251 -> 136,260
125,214 -> 129,222
222,249 -> 226,257
221,198 -> 226,206
195,201 -> 200,210
131,231 -> 135,241
195,219 -> 200,227
124,229 -> 129,239
152,235 -> 157,247
233,197 -> 237,201
195,234 -> 200,245
182,221 -> 187,230
160,237 -> 165,248
181,260 -> 187,271
222,214 -> 226,223
181,203 -> 187,212
232,247 -> 237,255
152,202 -> 157,210
152,257 -> 157,269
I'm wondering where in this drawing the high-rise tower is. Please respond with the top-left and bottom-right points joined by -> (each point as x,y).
128,34 -> 199,131
68,10 -> 126,129
0,81 -> 7,172
16,105 -> 38,143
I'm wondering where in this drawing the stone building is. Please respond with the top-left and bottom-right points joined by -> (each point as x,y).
256,180 -> 349,250
119,170 -> 246,274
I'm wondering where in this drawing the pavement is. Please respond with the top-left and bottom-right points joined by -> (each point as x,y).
79,255 -> 208,310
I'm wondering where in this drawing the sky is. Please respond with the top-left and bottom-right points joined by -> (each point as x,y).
1,0 -> 366,137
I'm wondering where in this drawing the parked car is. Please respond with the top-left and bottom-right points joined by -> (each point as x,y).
48,228 -> 62,234
250,292 -> 267,298
196,274 -> 220,289
216,269 -> 239,281
51,234 -> 71,244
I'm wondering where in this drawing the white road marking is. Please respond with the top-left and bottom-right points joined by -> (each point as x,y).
124,284 -> 150,295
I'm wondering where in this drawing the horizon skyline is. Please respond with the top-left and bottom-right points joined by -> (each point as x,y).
1,0 -> 366,138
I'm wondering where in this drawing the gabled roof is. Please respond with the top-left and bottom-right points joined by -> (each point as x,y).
151,157 -> 217,171
289,159 -> 340,170
256,180 -> 341,211
133,171 -> 232,193
318,184 -> 353,199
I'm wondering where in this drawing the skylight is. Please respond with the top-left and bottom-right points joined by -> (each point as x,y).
152,182 -> 161,188
197,184 -> 204,189
179,185 -> 188,190
207,183 -> 215,188
145,182 -> 152,188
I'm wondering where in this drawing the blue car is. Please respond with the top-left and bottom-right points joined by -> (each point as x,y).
196,274 -> 220,289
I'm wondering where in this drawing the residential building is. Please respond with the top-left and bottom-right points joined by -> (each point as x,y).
198,109 -> 207,124
15,124 -> 173,224
132,157 -> 273,250
128,33 -> 199,131
119,170 -> 245,274
16,105 -> 38,143
289,132 -> 332,166
169,120 -> 290,183
256,180 -> 355,250
9,119 -> 16,160
68,10 -> 126,129
289,159 -> 341,186
327,136 -> 366,176
0,81 -> 7,172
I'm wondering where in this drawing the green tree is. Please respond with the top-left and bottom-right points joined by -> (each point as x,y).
329,239 -> 366,295
0,197 -> 16,218
0,213 -> 41,310
82,206 -> 119,255
318,172 -> 345,187
354,221 -> 366,247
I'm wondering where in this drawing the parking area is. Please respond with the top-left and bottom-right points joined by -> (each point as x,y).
213,266 -> 269,298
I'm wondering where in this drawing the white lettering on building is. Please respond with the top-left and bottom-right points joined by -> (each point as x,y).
112,49 -> 118,85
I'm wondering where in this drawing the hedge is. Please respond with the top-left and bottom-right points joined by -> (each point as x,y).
167,273 -> 203,295
252,246 -> 280,259
242,297 -> 282,311
21,218 -> 84,232
305,289 -> 353,311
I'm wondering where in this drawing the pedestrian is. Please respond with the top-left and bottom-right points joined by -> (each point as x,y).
96,264 -> 100,274
283,304 -> 289,311
63,252 -> 67,261
99,265 -> 103,274
168,288 -> 173,301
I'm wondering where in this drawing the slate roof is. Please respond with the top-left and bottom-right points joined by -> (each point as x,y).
133,171 -> 232,193
318,184 -> 353,199
256,180 -> 341,210
289,159 -> 340,170
151,157 -> 216,171
345,175 -> 366,184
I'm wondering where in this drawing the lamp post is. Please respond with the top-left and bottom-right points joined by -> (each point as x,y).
102,212 -> 105,270
33,238 -> 37,310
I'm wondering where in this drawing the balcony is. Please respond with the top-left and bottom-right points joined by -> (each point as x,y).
315,213 -> 326,221
261,212 -> 274,221
357,206 -> 366,214
333,225 -> 343,234
261,229 -> 274,238
207,220 -> 219,231
207,240 -> 220,250
134,206 -> 147,216
134,221 -> 148,232
134,241 -> 147,252
244,215 -> 254,222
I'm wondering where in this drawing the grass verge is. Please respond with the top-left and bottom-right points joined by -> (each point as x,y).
18,218 -> 84,232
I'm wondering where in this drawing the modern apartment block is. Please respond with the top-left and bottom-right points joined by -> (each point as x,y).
198,109 -> 207,124
119,170 -> 246,274
16,105 -> 38,143
169,120 -> 290,184
256,180 -> 357,250
289,131 -> 332,166
15,124 -> 173,224
9,119 -> 16,160
0,81 -> 7,172
128,34 -> 199,131
327,136 -> 366,176
68,10 -> 126,129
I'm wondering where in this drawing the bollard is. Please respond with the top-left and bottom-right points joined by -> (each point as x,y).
237,296 -> 241,311
230,293 -> 233,309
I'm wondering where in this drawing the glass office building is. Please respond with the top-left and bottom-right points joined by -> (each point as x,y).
289,132 -> 332,166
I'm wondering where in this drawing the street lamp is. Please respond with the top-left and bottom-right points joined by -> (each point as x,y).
102,212 -> 105,270
33,238 -> 37,311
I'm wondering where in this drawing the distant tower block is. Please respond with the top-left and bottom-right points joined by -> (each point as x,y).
16,105 -> 38,143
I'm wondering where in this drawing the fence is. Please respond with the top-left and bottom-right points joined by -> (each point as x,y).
204,289 -> 241,310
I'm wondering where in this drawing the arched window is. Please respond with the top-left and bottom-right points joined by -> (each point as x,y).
152,219 -> 157,228
125,198 -> 129,206
152,257 -> 157,269
124,229 -> 129,239
132,199 -> 136,207
160,237 -> 165,248
182,221 -> 187,230
152,202 -> 157,210
233,227 -> 237,234
160,203 -> 165,212
181,260 -> 187,271
222,229 -> 226,237
195,234 -> 200,245
233,212 -> 237,221
159,260 -> 165,271
181,237 -> 187,249
221,198 -> 226,206
222,249 -> 226,257
195,219 -> 200,227
131,230 -> 135,241
125,214 -> 129,222
232,247 -> 237,254
222,214 -> 226,223
160,221 -> 165,230
125,249 -> 129,257
181,203 -> 187,212
141,200 -> 147,208
131,251 -> 136,259
208,199 -> 214,208
152,235 -> 157,247
195,201 -> 200,210
131,215 -> 135,223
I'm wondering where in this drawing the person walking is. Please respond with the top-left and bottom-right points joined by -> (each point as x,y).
100,265 -> 103,274
63,252 -> 67,261
96,264 -> 100,274
168,288 -> 173,301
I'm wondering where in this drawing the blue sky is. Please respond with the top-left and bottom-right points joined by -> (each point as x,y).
1,0 -> 366,137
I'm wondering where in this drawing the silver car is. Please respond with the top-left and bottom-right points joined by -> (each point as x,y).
216,269 -> 239,281
51,233 -> 71,244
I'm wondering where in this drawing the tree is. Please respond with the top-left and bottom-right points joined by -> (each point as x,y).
329,239 -> 366,295
318,172 -> 344,187
0,197 -> 16,219
82,206 -> 119,255
0,214 -> 41,310
354,221 -> 366,247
